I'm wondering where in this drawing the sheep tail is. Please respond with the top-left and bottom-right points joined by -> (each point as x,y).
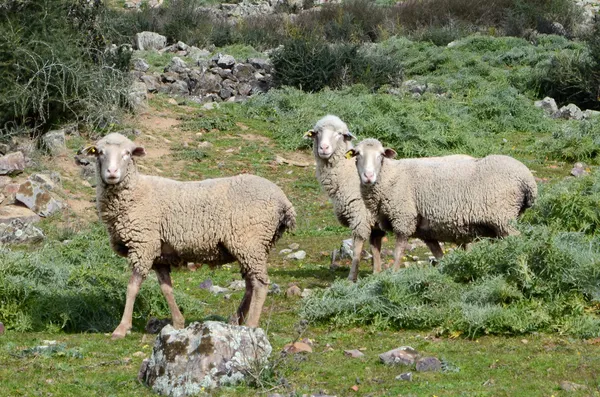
269,201 -> 297,249
519,179 -> 538,215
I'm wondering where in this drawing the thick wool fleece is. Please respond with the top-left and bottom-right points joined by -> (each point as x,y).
361,154 -> 537,244
96,162 -> 296,283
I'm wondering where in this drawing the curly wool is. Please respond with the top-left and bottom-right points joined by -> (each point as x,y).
361,147 -> 537,244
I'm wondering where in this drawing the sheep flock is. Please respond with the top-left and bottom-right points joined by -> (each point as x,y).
83,114 -> 537,339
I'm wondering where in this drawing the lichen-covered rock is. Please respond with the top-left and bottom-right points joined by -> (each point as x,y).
29,173 -> 60,191
141,321 -> 272,396
135,31 -> 167,51
0,218 -> 44,244
129,81 -> 149,110
214,54 -> 236,69
558,103 -> 584,120
0,151 -> 25,175
232,63 -> 255,82
16,180 -> 65,217
534,96 -> 559,116
415,356 -> 442,372
141,74 -> 161,92
165,57 -> 188,74
379,346 -> 419,366
41,130 -> 67,156
0,204 -> 40,224
133,58 -> 150,72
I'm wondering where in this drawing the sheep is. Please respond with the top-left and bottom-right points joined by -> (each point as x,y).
346,138 -> 537,268
305,115 -> 473,280
82,133 -> 296,339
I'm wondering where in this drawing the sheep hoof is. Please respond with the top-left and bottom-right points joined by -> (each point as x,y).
111,331 -> 126,340
111,325 -> 130,340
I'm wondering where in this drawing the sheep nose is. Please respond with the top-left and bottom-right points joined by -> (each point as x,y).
320,143 -> 330,151
364,171 -> 374,179
107,167 -> 118,175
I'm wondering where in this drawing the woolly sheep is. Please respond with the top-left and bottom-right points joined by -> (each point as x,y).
346,138 -> 537,268
82,133 -> 296,339
305,115 -> 473,280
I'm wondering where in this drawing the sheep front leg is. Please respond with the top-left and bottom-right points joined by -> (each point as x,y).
112,270 -> 144,340
370,230 -> 384,274
155,266 -> 185,329
392,235 -> 408,271
424,239 -> 444,260
348,237 -> 365,282
244,276 -> 268,328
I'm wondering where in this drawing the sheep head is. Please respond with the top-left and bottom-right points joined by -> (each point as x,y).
346,138 -> 396,185
305,115 -> 356,160
81,133 -> 146,185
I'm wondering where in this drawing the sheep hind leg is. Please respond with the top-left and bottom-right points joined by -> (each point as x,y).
348,237 -> 365,282
112,270 -> 144,340
233,278 -> 253,326
155,266 -> 185,329
243,276 -> 268,328
370,230 -> 385,274
424,239 -> 444,260
392,235 -> 409,271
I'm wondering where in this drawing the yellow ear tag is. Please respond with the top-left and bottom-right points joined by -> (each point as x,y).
345,151 -> 354,159
89,147 -> 96,154
303,130 -> 314,138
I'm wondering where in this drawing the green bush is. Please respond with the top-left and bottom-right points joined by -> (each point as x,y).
302,226 -> 600,338
0,0 -> 131,135
0,223 -> 203,332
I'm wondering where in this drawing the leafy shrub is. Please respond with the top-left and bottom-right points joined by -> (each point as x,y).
0,223 -> 203,332
302,226 -> 600,338
541,118 -> 600,162
0,0 -> 131,135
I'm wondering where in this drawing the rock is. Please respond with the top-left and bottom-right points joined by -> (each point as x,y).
269,283 -> 281,295
0,143 -> 9,155
286,285 -> 302,298
176,41 -> 188,51
219,87 -> 235,100
228,280 -> 246,291
238,82 -> 252,96
232,63 -> 255,82
0,152 -> 25,175
286,250 -> 306,260
202,102 -> 220,110
41,130 -> 67,156
140,74 -> 161,92
129,81 -> 148,110
571,162 -> 589,177
0,218 -> 45,244
402,79 -> 426,95
197,141 -> 213,149
29,173 -> 57,191
559,380 -> 586,392
141,321 -> 272,393
534,97 -> 558,116
188,47 -> 211,63
0,176 -> 11,188
161,72 -> 178,84
209,285 -> 229,295
300,288 -> 312,298
288,243 -> 300,250
550,21 -> 567,36
165,57 -> 188,74
80,163 -> 96,186
133,58 -> 150,72
198,279 -> 213,290
145,317 -> 172,334
213,54 -> 236,69
16,181 -> 64,217
558,104 -> 584,120
2,183 -> 21,205
583,109 -> 600,119
0,205 -> 40,226
344,349 -> 364,358
247,58 -> 271,73
283,341 -> 312,354
279,248 -> 292,255
194,73 -> 222,95
166,80 -> 189,96
135,31 -> 167,51
396,372 -> 413,381
415,356 -> 442,372
379,346 -> 419,366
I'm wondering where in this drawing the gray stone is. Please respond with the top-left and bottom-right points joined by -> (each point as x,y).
41,130 -> 66,156
583,109 -> 600,119
161,72 -> 179,84
140,74 -> 161,92
80,164 -> 97,186
0,152 -> 25,175
188,47 -> 211,63
379,346 -> 419,366
232,63 -> 255,82
396,372 -> 412,381
0,218 -> 44,244
286,285 -> 301,298
214,54 -> 236,69
16,180 -> 65,217
250,79 -> 270,94
559,380 -> 586,392
135,31 -> 167,51
0,204 -> 40,224
228,280 -> 246,291
145,317 -> 172,334
550,21 -> 567,36
198,279 -> 213,290
558,104 -> 584,120
534,96 -> 559,116
202,102 -> 220,111
176,41 -> 189,51
0,143 -> 10,155
129,81 -> 148,110
209,285 -> 229,294
165,57 -> 188,74
29,173 -> 57,191
2,183 -> 20,204
402,80 -> 426,95
238,83 -> 252,96
141,321 -> 272,394
415,356 -> 442,372
286,250 -> 306,260
269,283 -> 281,295
219,87 -> 235,100
247,58 -> 271,73
195,73 -> 222,95
288,243 -> 300,250
166,80 -> 189,96
133,58 -> 150,72
300,288 -> 312,298
211,67 -> 234,80
279,248 -> 292,255
571,162 -> 589,177
344,349 -> 364,358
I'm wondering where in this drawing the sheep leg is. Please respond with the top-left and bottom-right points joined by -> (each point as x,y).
424,239 -> 444,259
244,276 -> 268,328
155,266 -> 185,329
370,230 -> 384,274
392,235 -> 408,271
348,237 -> 365,282
112,270 -> 144,340
234,277 -> 253,325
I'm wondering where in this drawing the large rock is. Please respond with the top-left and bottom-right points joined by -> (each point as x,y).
135,32 -> 167,51
164,57 -> 188,74
534,96 -> 558,116
133,58 -> 150,72
558,103 -> 584,120
247,58 -> 272,73
129,81 -> 148,110
140,74 -> 161,92
232,63 -> 255,82
379,346 -> 419,366
213,54 -> 236,69
29,173 -> 59,191
0,152 -> 25,175
141,321 -> 272,395
16,181 -> 65,217
188,47 -> 211,63
0,218 -> 44,244
41,130 -> 67,156
0,205 -> 40,224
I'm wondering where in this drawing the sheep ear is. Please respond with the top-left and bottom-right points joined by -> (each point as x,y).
132,146 -> 146,157
303,129 -> 315,139
343,131 -> 356,141
383,148 -> 397,159
345,149 -> 357,159
80,145 -> 99,156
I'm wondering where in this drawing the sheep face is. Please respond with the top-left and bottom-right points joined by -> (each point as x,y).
82,133 -> 146,185
305,115 -> 355,160
346,138 -> 396,185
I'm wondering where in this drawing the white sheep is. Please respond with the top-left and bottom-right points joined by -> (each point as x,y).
346,138 -> 537,268
82,133 -> 296,339
305,115 -> 473,280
